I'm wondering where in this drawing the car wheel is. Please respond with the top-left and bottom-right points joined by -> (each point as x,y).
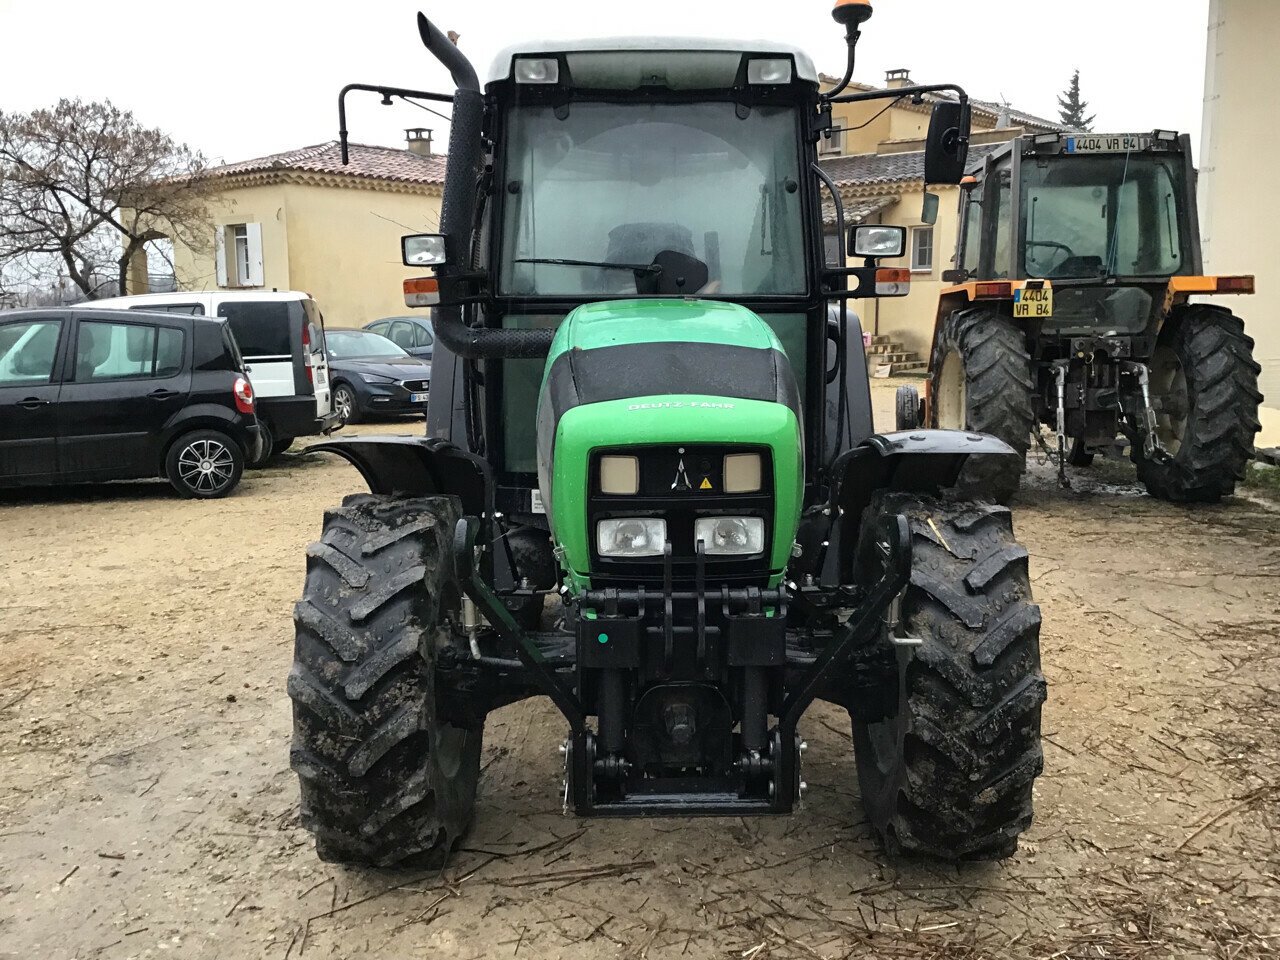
166,430 -> 245,499
272,437 -> 295,457
333,384 -> 361,425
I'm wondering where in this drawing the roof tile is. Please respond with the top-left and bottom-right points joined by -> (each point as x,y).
206,141 -> 446,186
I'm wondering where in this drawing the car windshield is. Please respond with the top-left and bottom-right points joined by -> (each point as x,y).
1021,155 -> 1189,279
327,331 -> 408,359
499,102 -> 807,297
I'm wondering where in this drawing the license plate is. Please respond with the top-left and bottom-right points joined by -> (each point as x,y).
1066,134 -> 1152,153
1013,283 -> 1053,318
410,392 -> 429,403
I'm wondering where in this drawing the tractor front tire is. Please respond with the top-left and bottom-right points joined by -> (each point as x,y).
895,384 -> 921,431
852,492 -> 1045,861
932,309 -> 1034,504
288,494 -> 482,867
1133,305 -> 1262,503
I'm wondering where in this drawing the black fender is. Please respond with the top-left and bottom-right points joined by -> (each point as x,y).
310,436 -> 494,520
803,429 -> 1017,584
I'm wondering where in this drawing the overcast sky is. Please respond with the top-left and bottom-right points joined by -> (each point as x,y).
0,0 -> 1211,163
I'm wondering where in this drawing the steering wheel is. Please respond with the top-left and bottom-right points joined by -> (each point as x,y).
1025,239 -> 1075,275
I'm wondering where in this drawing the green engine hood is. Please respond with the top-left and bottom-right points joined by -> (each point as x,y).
534,299 -> 804,590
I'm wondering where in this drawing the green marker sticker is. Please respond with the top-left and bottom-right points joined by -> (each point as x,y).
597,633 -> 609,644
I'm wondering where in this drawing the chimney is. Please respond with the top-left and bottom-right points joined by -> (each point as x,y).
405,128 -> 433,157
885,68 -> 911,89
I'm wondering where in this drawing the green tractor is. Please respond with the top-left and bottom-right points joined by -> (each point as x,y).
905,130 -> 1262,503
289,2 -> 1046,867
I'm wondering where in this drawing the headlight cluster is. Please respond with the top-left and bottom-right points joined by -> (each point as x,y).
597,516 -> 765,558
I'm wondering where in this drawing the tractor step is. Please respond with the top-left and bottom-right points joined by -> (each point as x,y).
872,360 -> 928,377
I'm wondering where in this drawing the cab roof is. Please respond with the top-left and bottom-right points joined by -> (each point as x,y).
486,36 -> 819,87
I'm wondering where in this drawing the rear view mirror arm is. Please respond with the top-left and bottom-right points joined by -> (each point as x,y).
338,83 -> 455,165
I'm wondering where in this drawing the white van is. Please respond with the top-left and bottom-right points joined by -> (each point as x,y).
92,291 -> 337,461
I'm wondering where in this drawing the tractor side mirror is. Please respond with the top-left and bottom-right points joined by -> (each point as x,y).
847,224 -> 906,260
924,101 -> 971,185
921,191 -> 940,226
402,233 -> 447,267
941,268 -> 968,284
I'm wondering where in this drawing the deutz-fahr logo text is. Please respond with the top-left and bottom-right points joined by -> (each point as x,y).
627,401 -> 737,411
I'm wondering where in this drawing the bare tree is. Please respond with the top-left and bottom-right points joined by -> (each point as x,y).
0,99 -> 210,299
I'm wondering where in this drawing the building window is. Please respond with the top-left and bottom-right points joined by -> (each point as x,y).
911,226 -> 934,273
819,127 -> 844,156
214,223 -> 263,288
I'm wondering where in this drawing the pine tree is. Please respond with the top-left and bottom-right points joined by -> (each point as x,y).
1057,70 -> 1096,131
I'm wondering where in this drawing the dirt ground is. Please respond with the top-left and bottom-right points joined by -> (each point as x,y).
2,380 -> 1279,960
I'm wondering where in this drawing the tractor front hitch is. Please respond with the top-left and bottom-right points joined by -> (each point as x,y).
450,510 -> 912,817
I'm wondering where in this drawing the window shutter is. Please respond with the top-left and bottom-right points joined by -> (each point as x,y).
245,223 -> 264,287
214,227 -> 228,287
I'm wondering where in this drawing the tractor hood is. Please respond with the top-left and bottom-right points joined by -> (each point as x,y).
535,299 -> 804,589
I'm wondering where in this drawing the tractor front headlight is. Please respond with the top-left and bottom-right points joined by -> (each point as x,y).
695,517 -> 766,556
597,518 -> 666,558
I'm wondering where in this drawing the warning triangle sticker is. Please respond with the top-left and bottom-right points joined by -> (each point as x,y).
699,477 -> 713,490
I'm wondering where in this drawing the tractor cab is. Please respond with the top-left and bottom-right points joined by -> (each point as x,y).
947,131 -> 1204,340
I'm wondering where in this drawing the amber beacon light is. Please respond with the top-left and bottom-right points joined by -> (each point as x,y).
832,0 -> 874,26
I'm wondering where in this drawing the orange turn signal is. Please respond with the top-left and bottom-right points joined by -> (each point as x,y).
975,282 -> 1013,299
403,277 -> 440,307
875,267 -> 910,297
1216,275 -> 1255,294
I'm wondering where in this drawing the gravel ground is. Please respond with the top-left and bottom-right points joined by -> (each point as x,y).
1,382 -> 1278,960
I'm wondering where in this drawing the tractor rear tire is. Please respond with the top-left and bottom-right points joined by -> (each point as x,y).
852,492 -> 1045,861
1133,305 -> 1262,502
289,493 -> 482,867
932,309 -> 1034,504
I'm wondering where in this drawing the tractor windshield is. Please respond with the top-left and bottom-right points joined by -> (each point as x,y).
1020,155 -> 1190,279
499,102 -> 807,297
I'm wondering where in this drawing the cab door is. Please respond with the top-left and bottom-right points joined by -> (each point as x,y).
0,314 -> 66,482
56,316 -> 192,479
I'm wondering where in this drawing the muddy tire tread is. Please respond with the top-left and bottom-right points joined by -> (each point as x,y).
289,493 -> 479,867
854,493 -> 1045,861
935,309 -> 1034,503
1134,305 -> 1262,502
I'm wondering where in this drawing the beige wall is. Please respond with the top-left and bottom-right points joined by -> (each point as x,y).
161,178 -> 442,329
281,183 -> 441,327
1201,0 -> 1280,445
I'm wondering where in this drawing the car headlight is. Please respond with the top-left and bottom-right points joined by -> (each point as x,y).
357,373 -> 395,384
597,518 -> 666,558
695,516 -> 766,556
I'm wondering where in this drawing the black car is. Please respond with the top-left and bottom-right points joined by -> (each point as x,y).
362,315 -> 434,360
326,329 -> 431,424
0,308 -> 263,498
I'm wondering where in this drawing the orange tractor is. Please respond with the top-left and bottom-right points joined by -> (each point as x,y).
900,130 -> 1262,502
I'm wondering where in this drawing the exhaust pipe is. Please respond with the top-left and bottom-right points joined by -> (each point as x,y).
417,13 -> 555,360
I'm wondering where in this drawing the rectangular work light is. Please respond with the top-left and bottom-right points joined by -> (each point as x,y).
747,58 -> 792,85
514,57 -> 560,84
